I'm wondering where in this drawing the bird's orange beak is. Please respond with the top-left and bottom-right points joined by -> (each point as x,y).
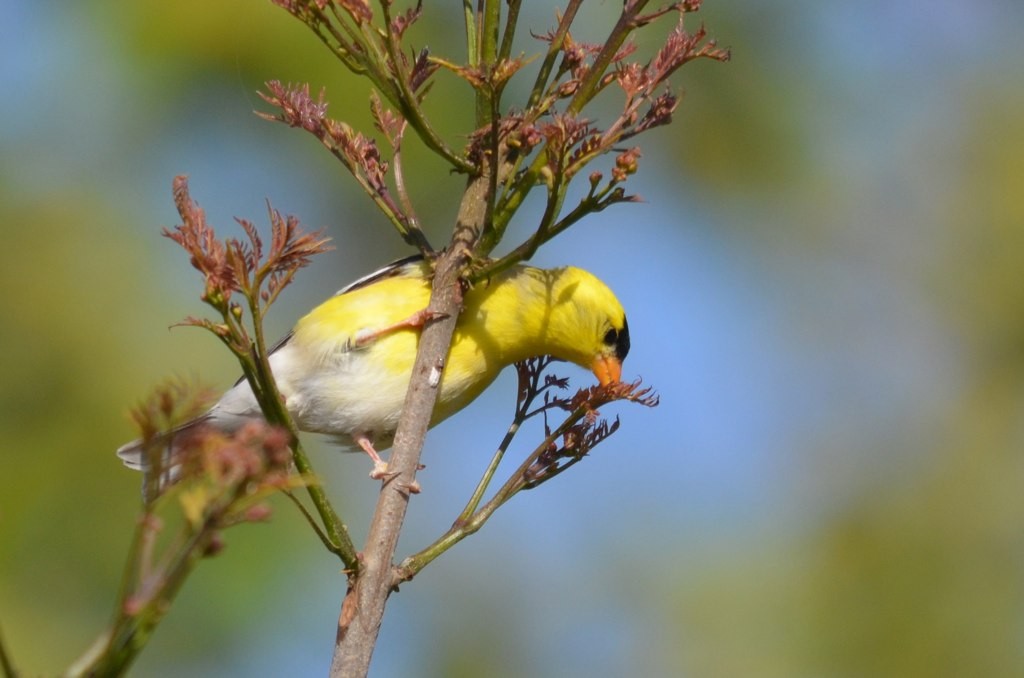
592,355 -> 622,386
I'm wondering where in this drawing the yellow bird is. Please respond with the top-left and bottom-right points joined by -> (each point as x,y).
117,255 -> 630,478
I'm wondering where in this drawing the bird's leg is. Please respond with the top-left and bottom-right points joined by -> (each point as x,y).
349,308 -> 449,349
354,434 -> 389,479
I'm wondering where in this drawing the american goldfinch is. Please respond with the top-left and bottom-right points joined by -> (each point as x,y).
117,255 -> 630,478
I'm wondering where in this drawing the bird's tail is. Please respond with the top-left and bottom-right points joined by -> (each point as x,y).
116,415 -> 215,500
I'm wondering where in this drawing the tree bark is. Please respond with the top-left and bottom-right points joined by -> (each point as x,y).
328,172 -> 489,677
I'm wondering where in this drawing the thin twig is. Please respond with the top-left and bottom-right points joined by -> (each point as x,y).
390,122 -> 430,251
526,0 -> 584,110
497,0 -> 521,62
395,400 -> 592,580
282,489 -> 347,558
566,0 -> 653,116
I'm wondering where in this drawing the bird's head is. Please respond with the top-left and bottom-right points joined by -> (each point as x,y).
543,267 -> 631,386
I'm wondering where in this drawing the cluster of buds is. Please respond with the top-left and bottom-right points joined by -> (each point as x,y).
612,148 -> 642,183
505,359 -> 658,490
176,421 -> 293,501
163,176 -> 330,357
524,378 -> 658,487
524,412 -> 620,486
115,384 -> 305,655
166,176 -> 329,312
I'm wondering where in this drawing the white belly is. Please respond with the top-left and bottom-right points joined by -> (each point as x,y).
208,335 -> 493,452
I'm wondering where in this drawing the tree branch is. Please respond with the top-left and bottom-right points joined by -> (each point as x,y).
328,170 -> 489,676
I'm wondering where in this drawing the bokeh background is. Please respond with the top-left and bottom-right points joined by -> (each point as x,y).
2,1 -> 1023,676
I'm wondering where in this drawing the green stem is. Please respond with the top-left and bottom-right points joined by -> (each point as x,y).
484,157 -> 543,250
397,403 -> 590,580
526,0 -> 583,110
474,186 -> 564,279
315,133 -> 427,250
390,126 -> 434,254
282,490 -> 347,559
295,3 -> 474,174
67,509 -> 222,677
305,18 -> 363,74
565,0 -> 651,116
455,420 -> 519,525
476,0 -> 502,126
242,290 -> 358,569
463,0 -> 477,67
371,4 -> 473,173
455,358 -> 552,523
519,181 -> 567,260
497,0 -> 521,63
473,183 -> 622,282
289,444 -> 355,566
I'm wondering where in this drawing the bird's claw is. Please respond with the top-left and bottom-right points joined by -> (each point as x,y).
369,460 -> 390,480
369,464 -> 421,494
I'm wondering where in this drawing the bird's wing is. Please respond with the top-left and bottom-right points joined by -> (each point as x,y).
333,253 -> 426,296
232,254 -> 428,386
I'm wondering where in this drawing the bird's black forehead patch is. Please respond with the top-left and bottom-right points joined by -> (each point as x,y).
616,315 -> 631,361
603,315 -> 631,361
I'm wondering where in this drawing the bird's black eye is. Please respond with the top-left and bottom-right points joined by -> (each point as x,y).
605,317 -> 630,361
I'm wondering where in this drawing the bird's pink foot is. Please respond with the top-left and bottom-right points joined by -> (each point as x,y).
356,434 -> 390,479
